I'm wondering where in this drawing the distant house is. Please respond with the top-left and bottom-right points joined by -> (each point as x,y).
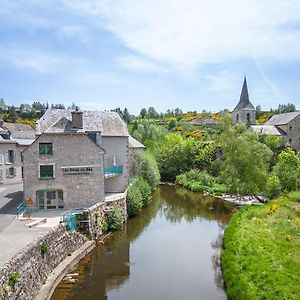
262,112 -> 300,151
0,122 -> 35,184
190,118 -> 218,126
22,108 -> 142,211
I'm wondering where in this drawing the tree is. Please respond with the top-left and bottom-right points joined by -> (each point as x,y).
158,133 -> 200,181
122,107 -> 132,124
0,98 -> 7,111
140,108 -> 147,119
148,107 -> 159,119
7,106 -> 17,123
272,148 -> 300,192
132,152 -> 160,190
68,102 -> 77,110
216,123 -> 273,194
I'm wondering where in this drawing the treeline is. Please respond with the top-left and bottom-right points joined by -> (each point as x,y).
130,113 -> 300,197
0,98 -> 78,127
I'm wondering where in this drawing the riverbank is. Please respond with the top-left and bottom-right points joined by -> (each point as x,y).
221,196 -> 300,300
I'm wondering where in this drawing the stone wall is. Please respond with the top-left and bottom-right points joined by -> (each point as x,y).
87,194 -> 127,239
0,225 -> 85,300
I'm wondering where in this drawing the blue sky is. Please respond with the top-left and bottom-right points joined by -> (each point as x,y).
0,0 -> 300,114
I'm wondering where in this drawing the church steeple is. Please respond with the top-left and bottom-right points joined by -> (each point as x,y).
232,76 -> 256,125
233,76 -> 255,111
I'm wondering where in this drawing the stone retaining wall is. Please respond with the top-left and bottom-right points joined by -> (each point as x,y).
0,225 -> 85,300
87,194 -> 127,239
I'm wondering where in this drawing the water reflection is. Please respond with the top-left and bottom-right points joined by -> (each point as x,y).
51,185 -> 234,300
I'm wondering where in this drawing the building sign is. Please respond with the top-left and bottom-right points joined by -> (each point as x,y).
26,197 -> 35,205
62,166 -> 94,175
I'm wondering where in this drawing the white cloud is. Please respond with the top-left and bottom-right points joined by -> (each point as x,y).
116,55 -> 168,73
0,47 -> 65,73
64,0 -> 300,71
205,70 -> 241,92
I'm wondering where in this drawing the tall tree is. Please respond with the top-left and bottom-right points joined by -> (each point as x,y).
140,108 -> 147,119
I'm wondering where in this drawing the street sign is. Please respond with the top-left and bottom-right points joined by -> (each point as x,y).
26,197 -> 34,205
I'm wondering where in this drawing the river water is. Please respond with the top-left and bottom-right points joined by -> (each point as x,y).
51,185 -> 234,300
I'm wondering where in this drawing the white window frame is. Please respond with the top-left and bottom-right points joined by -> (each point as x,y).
38,163 -> 55,180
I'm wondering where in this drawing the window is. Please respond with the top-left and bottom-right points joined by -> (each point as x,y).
6,167 -> 16,177
39,165 -> 54,179
236,114 -> 239,122
289,139 -> 292,144
36,189 -> 63,210
246,113 -> 250,123
289,126 -> 292,131
39,143 -> 53,156
7,150 -> 15,163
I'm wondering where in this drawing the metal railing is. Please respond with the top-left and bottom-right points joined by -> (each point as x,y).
16,202 -> 27,218
104,165 -> 123,178
61,208 -> 84,232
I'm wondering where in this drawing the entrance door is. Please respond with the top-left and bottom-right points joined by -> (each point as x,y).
36,190 -> 64,210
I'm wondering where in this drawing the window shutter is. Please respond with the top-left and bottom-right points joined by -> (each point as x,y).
5,151 -> 8,164
6,168 -> 9,178
0,169 -> 3,181
14,167 -> 16,176
0,151 -> 3,164
13,150 -> 16,163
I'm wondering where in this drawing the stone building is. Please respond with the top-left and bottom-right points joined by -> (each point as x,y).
128,136 -> 145,176
263,111 -> 300,151
23,108 -> 137,211
232,77 -> 256,125
0,122 -> 35,184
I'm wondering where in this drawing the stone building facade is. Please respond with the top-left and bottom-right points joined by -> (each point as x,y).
22,108 -> 135,211
264,111 -> 300,151
22,132 -> 105,210
0,139 -> 22,184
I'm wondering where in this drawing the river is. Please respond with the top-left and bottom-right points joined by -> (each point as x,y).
51,185 -> 235,300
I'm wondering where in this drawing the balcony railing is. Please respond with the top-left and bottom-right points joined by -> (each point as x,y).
104,165 -> 123,178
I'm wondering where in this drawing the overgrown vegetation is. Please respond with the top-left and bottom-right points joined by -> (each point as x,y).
40,241 -> 48,254
8,272 -> 20,290
222,197 -> 300,300
106,206 -> 125,230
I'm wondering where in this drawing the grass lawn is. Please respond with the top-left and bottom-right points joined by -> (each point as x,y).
222,197 -> 300,300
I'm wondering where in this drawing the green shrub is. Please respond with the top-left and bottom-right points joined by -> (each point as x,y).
135,177 -> 152,206
102,220 -> 109,233
287,191 -> 300,202
41,241 -> 48,254
133,152 -> 160,190
8,272 -> 20,290
265,175 -> 281,198
107,206 -> 124,230
127,183 -> 143,217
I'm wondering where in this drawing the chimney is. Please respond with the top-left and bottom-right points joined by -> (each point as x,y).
71,107 -> 83,129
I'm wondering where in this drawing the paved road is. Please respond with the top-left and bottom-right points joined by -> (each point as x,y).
0,183 -> 23,233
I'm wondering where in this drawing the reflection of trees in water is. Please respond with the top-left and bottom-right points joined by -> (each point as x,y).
52,190 -> 163,300
52,185 -> 233,300
160,185 -> 234,224
211,230 -> 226,291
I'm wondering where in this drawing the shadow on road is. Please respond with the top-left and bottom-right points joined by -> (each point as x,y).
0,191 -> 23,215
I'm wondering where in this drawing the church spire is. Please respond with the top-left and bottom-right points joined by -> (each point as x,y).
233,76 -> 255,111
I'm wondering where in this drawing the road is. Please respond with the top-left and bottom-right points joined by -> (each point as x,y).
0,183 -> 23,233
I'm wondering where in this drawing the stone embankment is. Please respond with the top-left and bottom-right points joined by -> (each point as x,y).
0,193 -> 127,300
0,225 -> 85,300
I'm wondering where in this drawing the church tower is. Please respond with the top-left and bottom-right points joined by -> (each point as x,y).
232,77 -> 256,125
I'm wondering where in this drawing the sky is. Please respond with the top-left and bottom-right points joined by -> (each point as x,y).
1,0 -> 300,114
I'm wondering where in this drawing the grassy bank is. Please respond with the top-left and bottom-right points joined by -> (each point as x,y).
222,197 -> 300,300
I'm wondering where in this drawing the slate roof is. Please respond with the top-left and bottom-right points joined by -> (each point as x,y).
2,122 -> 35,139
190,118 -> 218,125
129,136 -> 145,148
251,125 -> 283,136
264,111 -> 300,126
36,109 -> 129,137
233,77 -> 255,111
